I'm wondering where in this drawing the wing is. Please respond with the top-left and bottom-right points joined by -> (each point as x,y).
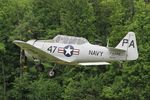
13,40 -> 61,62
78,62 -> 110,66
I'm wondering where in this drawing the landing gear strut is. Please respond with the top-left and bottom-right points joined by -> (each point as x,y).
48,64 -> 56,77
34,59 -> 44,72
35,63 -> 44,72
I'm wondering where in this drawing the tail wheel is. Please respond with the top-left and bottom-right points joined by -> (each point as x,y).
35,64 -> 45,72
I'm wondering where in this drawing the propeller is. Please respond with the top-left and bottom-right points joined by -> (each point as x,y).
19,49 -> 27,74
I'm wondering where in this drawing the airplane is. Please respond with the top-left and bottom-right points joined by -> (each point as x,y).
13,32 -> 138,77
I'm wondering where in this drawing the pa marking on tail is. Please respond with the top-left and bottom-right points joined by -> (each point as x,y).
122,39 -> 135,48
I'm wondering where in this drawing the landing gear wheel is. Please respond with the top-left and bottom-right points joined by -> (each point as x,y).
48,69 -> 55,77
35,64 -> 45,72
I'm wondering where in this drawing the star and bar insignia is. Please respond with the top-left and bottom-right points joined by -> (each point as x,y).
58,45 -> 80,57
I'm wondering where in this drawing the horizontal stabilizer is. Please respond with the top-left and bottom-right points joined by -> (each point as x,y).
107,47 -> 126,52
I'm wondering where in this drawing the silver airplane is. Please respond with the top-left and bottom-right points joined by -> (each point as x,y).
14,32 -> 138,77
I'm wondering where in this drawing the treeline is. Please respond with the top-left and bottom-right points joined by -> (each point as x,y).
0,0 -> 150,100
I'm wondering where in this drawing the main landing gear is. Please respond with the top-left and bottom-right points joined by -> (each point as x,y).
34,59 -> 44,72
48,65 -> 56,77
35,63 -> 45,72
48,69 -> 55,77
34,59 -> 56,77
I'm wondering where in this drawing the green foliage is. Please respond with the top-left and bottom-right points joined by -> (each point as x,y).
28,76 -> 62,100
0,42 -> 5,52
7,73 -> 62,100
0,0 -> 149,99
61,0 -> 96,41
63,75 -> 102,100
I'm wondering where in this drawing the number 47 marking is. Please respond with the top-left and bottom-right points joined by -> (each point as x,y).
47,46 -> 57,53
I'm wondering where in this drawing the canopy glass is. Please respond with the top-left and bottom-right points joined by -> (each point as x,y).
53,35 -> 89,45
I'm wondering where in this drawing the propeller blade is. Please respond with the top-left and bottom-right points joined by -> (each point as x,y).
20,49 -> 27,66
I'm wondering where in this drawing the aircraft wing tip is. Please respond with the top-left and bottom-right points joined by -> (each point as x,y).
13,40 -> 25,44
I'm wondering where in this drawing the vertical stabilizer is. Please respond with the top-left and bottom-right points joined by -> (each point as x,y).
115,32 -> 138,60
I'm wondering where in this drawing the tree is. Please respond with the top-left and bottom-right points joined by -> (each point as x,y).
60,0 -> 96,41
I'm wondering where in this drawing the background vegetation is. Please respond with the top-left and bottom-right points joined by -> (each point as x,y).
0,0 -> 150,100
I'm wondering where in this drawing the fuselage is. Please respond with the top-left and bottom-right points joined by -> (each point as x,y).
25,40 -> 126,64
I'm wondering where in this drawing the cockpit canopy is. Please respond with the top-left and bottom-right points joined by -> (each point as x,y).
53,35 -> 89,45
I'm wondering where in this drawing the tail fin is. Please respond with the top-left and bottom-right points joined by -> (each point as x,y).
115,32 -> 138,60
